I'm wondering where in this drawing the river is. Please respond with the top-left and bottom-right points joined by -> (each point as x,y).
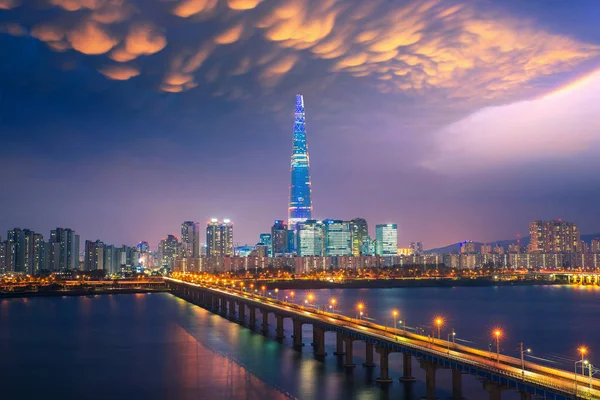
1,285 -> 598,399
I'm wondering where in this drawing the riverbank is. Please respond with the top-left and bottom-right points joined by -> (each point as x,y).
256,278 -> 560,290
0,287 -> 170,299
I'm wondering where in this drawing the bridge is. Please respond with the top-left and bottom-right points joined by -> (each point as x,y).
165,277 -> 600,400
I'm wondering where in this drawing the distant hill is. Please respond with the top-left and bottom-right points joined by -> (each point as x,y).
424,233 -> 600,254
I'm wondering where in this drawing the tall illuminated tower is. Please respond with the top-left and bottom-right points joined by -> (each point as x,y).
288,94 -> 312,228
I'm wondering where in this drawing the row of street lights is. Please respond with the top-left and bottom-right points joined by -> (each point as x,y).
218,282 -> 593,386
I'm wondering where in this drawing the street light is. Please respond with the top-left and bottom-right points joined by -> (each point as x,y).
447,329 -> 456,354
330,298 -> 337,313
519,342 -> 531,378
392,310 -> 398,330
290,291 -> 295,303
357,303 -> 364,320
435,317 -> 443,339
579,347 -> 588,376
494,329 -> 502,363
274,288 -> 279,300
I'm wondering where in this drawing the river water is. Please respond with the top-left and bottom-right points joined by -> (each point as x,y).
1,285 -> 598,400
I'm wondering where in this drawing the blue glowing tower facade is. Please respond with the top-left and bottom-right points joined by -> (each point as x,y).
288,94 -> 312,229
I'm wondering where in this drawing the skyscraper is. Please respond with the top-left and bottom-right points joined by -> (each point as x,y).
375,224 -> 398,256
288,94 -> 312,228
323,220 -> 352,256
181,221 -> 200,258
271,220 -> 288,256
297,220 -> 324,256
206,219 -> 233,257
48,228 -> 79,271
259,233 -> 272,257
350,218 -> 368,256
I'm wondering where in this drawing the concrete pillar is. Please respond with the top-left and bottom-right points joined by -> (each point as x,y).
276,315 -> 285,340
312,327 -> 317,346
363,342 -> 375,367
420,360 -> 438,400
313,326 -> 326,357
519,391 -> 531,400
238,302 -> 245,323
343,337 -> 355,368
375,346 -> 392,383
227,299 -> 234,319
293,319 -> 303,349
451,368 -> 463,400
248,306 -> 256,328
334,331 -> 345,355
211,296 -> 217,311
399,353 -> 415,382
483,381 -> 505,400
261,310 -> 269,334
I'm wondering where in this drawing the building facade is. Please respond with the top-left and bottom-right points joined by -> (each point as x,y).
528,220 -> 580,253
288,94 -> 312,228
323,219 -> 351,256
297,220 -> 324,256
375,224 -> 398,256
206,219 -> 233,257
350,218 -> 368,256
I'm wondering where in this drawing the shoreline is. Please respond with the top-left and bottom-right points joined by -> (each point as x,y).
255,278 -> 562,290
0,287 -> 170,299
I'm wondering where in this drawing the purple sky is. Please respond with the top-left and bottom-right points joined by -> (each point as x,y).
1,0 -> 600,249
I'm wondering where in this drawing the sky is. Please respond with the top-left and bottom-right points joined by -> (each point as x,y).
1,0 -> 600,249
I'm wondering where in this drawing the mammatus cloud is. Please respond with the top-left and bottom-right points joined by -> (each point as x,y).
0,23 -> 26,36
4,0 -> 599,99
67,20 -> 118,54
98,64 -> 140,80
424,68 -> 600,174
172,0 -> 218,18
0,0 -> 19,9
227,0 -> 262,10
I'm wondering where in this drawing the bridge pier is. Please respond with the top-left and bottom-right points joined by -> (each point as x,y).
342,336 -> 355,368
399,353 -> 415,382
276,315 -> 285,340
483,381 -> 507,400
451,368 -> 463,399
292,318 -> 303,349
313,326 -> 326,357
248,306 -> 256,328
238,301 -> 245,324
261,310 -> 269,334
227,299 -> 235,319
420,359 -> 439,400
363,342 -> 375,367
333,331 -> 345,355
519,390 -> 531,400
375,346 -> 393,383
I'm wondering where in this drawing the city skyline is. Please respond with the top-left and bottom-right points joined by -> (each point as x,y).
1,0 -> 600,248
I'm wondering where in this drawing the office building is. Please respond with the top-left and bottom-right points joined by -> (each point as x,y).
259,233 -> 272,257
350,218 -> 368,256
271,220 -> 288,256
288,94 -> 312,228
375,224 -> 398,256
323,219 -> 351,256
206,219 -> 233,257
297,220 -> 324,256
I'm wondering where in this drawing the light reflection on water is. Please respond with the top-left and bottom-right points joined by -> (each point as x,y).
1,286 -> 597,400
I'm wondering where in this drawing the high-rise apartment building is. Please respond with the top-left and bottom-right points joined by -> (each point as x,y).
323,219 -> 352,256
410,241 -> 424,256
206,219 -> 233,257
350,218 -> 368,256
375,224 -> 398,256
259,233 -> 272,257
271,220 -> 288,256
528,220 -> 580,253
460,241 -> 477,254
297,220 -> 324,256
288,94 -> 312,228
592,239 -> 600,253
181,221 -> 200,258
159,234 -> 181,268
84,240 -> 104,271
5,228 -> 43,274
48,228 -> 79,271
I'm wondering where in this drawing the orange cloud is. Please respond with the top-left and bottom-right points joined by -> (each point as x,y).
0,23 -> 27,36
227,0 -> 262,10
67,20 -> 118,55
214,23 -> 244,45
49,0 -> 102,11
98,64 -> 140,80
124,23 -> 166,56
109,46 -> 136,62
31,24 -> 65,42
172,0 -> 217,18
260,54 -> 298,85
90,0 -> 135,24
0,0 -> 20,9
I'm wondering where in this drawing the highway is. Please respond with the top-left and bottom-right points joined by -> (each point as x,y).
167,277 -> 600,399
